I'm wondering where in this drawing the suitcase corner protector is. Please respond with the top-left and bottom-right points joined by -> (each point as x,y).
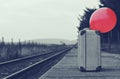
80,66 -> 86,72
80,30 -> 86,35
95,31 -> 100,36
96,66 -> 102,72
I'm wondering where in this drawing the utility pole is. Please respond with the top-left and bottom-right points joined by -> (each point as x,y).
108,31 -> 112,50
11,38 -> 13,44
2,37 -> 4,44
117,31 -> 120,49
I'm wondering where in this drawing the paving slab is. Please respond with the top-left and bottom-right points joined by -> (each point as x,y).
39,48 -> 120,79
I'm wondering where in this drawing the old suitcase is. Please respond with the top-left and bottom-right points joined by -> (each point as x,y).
78,28 -> 101,72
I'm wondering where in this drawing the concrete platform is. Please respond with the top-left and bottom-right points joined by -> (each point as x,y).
39,48 -> 120,79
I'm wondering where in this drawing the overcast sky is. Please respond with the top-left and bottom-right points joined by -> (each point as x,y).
0,0 -> 100,42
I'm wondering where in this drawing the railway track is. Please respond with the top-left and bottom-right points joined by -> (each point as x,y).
1,47 -> 73,79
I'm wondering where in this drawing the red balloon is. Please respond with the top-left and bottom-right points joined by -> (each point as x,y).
90,7 -> 117,33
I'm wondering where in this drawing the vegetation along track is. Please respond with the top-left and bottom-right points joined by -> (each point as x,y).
1,47 -> 73,79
